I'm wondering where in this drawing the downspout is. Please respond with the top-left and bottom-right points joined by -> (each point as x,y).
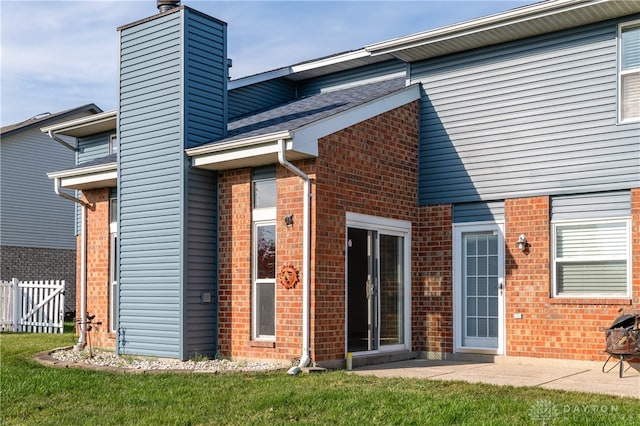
277,139 -> 311,374
48,129 -> 77,151
53,177 -> 92,350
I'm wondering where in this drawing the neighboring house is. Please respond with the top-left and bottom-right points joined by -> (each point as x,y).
46,0 -> 639,368
1,104 -> 102,315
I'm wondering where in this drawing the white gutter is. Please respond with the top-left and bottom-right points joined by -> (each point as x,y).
278,139 -> 312,374
53,177 -> 92,350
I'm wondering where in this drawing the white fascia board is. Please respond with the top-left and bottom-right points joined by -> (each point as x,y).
48,162 -> 117,189
290,49 -> 370,73
229,68 -> 293,90
40,110 -> 117,137
186,131 -> 292,156
193,140 -> 286,167
291,83 -> 421,154
57,171 -> 118,190
366,0 -> 594,55
188,132 -> 294,169
228,50 -> 371,90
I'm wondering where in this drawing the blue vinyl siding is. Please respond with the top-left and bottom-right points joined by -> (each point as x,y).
117,8 -> 225,359
0,128 -> 76,249
453,201 -> 505,223
298,60 -> 406,97
414,17 -> 640,205
228,79 -> 296,120
75,131 -> 115,235
551,191 -> 631,221
184,10 -> 227,147
77,131 -> 113,164
185,168 -> 218,356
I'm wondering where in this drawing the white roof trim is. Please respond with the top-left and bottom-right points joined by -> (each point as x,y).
366,0 -> 615,55
48,162 -> 117,190
41,110 -> 117,137
290,83 -> 420,155
189,84 -> 420,170
186,131 -> 292,156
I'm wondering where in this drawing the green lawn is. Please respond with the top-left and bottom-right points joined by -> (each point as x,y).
1,331 -> 638,426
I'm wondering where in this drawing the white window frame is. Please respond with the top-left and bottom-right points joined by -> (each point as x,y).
109,134 -> 119,155
551,218 -> 631,298
252,219 -> 276,341
252,175 -> 277,341
618,20 -> 640,123
109,198 -> 118,333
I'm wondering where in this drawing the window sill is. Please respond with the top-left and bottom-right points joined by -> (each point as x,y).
548,298 -> 632,306
250,340 -> 276,348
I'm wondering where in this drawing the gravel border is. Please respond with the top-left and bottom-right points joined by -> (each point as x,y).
36,347 -> 287,374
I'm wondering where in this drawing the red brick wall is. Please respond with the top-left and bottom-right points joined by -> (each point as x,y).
217,164 -> 314,361
417,190 -> 638,362
217,101 -> 420,364
314,101 -> 420,363
419,204 -> 453,356
504,194 -> 639,360
77,188 -> 115,349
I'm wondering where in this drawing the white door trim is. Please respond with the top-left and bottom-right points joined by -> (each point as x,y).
453,222 -> 505,355
345,212 -> 412,355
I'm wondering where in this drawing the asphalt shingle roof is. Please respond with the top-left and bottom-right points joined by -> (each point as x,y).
201,77 -> 406,148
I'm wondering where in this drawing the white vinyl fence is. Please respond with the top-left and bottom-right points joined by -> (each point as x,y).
0,278 -> 65,334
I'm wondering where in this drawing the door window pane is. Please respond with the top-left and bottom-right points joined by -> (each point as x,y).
379,235 -> 404,346
462,232 -> 499,348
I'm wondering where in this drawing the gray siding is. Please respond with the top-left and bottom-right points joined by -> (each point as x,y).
183,8 -> 224,358
414,16 -> 640,205
118,11 -> 184,359
551,191 -> 631,221
298,60 -> 406,97
185,168 -> 218,357
453,201 -> 505,223
184,11 -> 227,147
1,127 -> 76,249
118,8 -> 225,360
228,78 -> 296,120
77,131 -> 113,164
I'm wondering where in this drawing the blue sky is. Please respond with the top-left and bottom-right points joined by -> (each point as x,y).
1,0 -> 536,127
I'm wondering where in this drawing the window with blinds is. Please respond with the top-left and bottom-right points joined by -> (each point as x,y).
553,220 -> 629,297
620,21 -> 640,122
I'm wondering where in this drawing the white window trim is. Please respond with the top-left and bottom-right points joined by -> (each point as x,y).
109,133 -> 119,155
551,218 -> 631,299
618,20 -> 640,124
109,197 -> 118,333
252,219 -> 276,341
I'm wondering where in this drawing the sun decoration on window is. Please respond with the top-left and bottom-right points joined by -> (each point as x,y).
279,264 -> 300,289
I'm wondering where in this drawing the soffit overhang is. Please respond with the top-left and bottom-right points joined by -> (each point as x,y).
47,162 -> 117,190
366,0 -> 640,63
41,110 -> 117,138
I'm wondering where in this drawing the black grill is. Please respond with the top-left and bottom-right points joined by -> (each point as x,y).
602,313 -> 640,377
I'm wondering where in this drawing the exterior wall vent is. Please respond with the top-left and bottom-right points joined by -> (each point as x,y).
157,0 -> 180,13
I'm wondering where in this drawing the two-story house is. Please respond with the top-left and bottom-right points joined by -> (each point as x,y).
1,104 -> 101,315
46,0 -> 639,369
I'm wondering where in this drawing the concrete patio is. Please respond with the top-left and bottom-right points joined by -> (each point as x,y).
351,356 -> 639,399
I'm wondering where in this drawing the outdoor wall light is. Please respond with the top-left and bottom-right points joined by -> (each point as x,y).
284,214 -> 294,227
516,234 -> 528,252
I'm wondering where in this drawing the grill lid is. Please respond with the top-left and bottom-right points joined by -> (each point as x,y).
610,314 -> 637,329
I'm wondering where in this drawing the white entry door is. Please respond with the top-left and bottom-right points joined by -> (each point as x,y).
454,224 -> 505,354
